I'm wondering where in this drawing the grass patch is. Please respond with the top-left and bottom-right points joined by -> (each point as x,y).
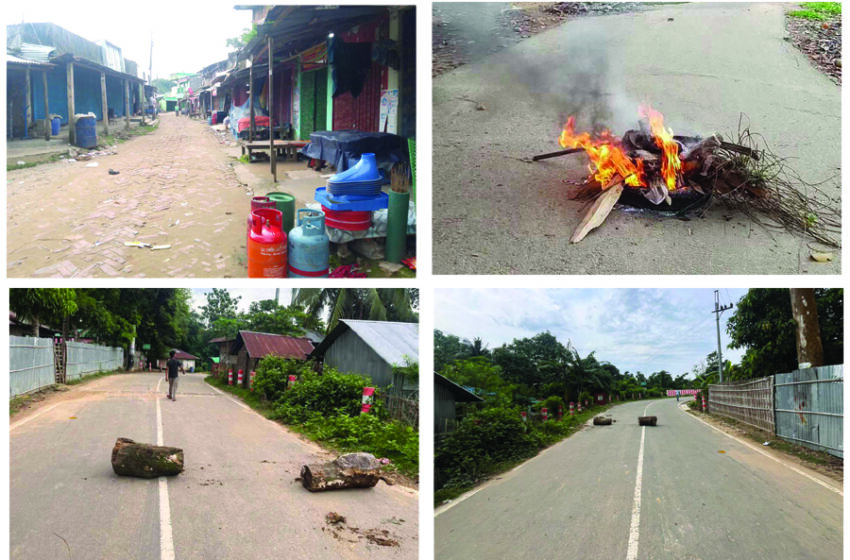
788,2 -> 841,19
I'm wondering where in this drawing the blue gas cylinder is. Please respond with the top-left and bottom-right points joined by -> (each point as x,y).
288,209 -> 329,278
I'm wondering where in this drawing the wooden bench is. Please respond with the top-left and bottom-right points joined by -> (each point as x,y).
240,140 -> 308,161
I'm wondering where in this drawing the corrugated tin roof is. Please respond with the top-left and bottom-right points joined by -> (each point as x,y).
312,320 -> 418,366
238,330 -> 314,361
172,349 -> 199,360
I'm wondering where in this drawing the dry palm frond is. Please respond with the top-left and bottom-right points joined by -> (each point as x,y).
694,117 -> 841,247
390,163 -> 411,194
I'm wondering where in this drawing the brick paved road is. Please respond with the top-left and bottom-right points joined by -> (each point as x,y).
8,113 -> 250,277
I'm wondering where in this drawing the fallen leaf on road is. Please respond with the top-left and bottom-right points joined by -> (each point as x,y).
718,450 -> 726,454
326,512 -> 346,525
68,416 -> 77,419
810,252 -> 834,262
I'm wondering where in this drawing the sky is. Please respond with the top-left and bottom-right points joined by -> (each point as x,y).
190,288 -> 293,314
9,2 -> 254,79
435,288 -> 748,378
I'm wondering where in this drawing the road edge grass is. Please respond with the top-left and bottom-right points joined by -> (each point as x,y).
9,368 -> 124,416
788,2 -> 841,20
204,375 -> 419,482
684,406 -> 842,482
434,397 -> 664,507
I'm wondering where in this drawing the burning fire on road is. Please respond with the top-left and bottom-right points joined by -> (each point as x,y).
536,106 -> 840,247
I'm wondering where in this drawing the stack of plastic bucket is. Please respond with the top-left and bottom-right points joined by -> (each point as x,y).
314,153 -> 388,232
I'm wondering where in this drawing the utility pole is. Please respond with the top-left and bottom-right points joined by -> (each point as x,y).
712,290 -> 733,382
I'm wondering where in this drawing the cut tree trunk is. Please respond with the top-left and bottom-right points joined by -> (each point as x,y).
638,416 -> 657,426
593,416 -> 613,426
300,452 -> 381,492
570,182 -> 624,243
111,437 -> 184,478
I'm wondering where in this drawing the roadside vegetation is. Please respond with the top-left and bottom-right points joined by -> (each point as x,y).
207,355 -> 419,479
788,2 -> 841,20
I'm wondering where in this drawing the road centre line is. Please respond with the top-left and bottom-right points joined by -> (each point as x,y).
625,401 -> 654,560
155,378 -> 176,560
678,403 -> 842,496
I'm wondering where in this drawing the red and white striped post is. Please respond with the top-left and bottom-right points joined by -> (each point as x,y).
249,370 -> 256,391
569,402 -> 574,417
237,369 -> 244,387
287,374 -> 297,389
228,369 -> 233,386
361,387 -> 375,414
542,407 -> 548,421
584,399 -> 588,408
578,402 -> 582,413
521,411 -> 527,422
701,393 -> 706,412
558,406 -> 563,421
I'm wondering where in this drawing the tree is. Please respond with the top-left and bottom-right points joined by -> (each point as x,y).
151,78 -> 175,94
200,288 -> 241,328
434,330 -> 468,372
292,289 -> 418,333
242,299 -> 322,336
727,288 -> 843,377
10,289 -> 78,337
789,288 -> 824,367
492,332 -> 566,389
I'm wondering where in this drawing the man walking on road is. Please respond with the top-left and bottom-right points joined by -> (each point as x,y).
164,350 -> 184,401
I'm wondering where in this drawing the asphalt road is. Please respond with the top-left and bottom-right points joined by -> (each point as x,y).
10,373 -> 418,559
432,2 -> 841,274
435,398 -> 842,560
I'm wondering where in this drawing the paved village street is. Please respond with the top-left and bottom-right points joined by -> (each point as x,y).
435,397 -> 842,560
7,114 -> 253,278
11,372 -> 419,559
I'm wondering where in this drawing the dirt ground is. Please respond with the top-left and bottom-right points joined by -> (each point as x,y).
7,113 -> 250,277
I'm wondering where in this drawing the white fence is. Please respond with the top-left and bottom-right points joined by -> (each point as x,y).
10,336 -> 55,397
65,341 -> 124,380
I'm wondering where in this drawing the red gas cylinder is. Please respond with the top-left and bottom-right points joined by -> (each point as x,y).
247,208 -> 287,277
321,205 -> 371,231
247,196 -> 277,238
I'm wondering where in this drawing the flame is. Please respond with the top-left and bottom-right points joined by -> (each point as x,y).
558,106 -> 684,191
639,105 -> 681,190
559,117 -> 645,189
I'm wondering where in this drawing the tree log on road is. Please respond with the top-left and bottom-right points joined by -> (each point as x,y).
111,437 -> 184,478
301,452 -> 381,492
593,416 -> 613,426
638,416 -> 658,426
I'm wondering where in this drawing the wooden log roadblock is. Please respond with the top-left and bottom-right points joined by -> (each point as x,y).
301,452 -> 382,492
111,437 -> 184,478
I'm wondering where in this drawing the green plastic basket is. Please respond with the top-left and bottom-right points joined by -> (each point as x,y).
407,137 -> 416,203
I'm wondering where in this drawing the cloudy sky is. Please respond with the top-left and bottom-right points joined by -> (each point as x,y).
10,2 -> 253,79
435,288 -> 748,378
189,288 -> 293,314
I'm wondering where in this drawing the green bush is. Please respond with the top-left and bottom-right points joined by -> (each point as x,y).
537,395 -> 565,415
301,412 -> 418,475
280,368 -> 371,417
253,356 -> 311,402
436,407 -> 540,488
578,391 -> 592,408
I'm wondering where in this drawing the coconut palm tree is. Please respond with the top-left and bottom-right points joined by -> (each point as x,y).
292,288 -> 418,333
